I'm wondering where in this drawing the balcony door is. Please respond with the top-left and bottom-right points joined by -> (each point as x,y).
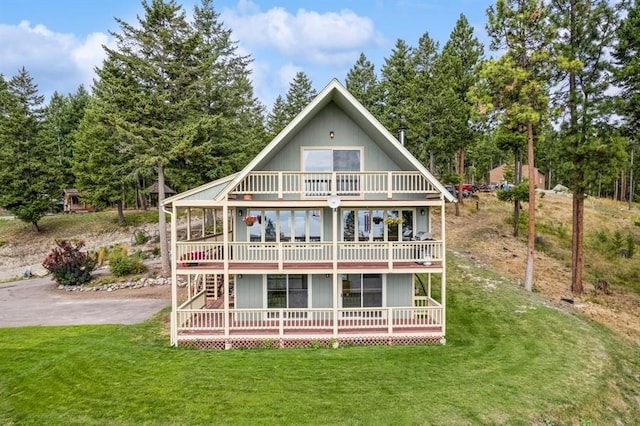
302,148 -> 362,196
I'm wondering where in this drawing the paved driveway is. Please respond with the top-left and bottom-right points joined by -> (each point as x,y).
0,276 -> 169,328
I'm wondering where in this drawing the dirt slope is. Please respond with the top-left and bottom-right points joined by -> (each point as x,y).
448,190 -> 640,343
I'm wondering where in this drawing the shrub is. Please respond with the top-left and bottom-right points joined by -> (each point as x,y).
134,230 -> 149,245
108,245 -> 147,277
42,240 -> 97,286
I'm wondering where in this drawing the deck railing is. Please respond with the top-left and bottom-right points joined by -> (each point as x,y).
176,240 -> 443,266
176,306 -> 443,335
231,171 -> 439,198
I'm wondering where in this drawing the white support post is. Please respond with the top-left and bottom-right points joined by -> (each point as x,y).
223,204 -> 230,338
186,208 -> 191,239
440,199 -> 446,337
332,207 -> 339,338
170,205 -> 178,346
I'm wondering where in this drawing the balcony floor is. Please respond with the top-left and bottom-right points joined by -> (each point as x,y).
177,260 -> 442,273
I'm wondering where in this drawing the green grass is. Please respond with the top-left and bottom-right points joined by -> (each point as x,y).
1,253 -> 638,425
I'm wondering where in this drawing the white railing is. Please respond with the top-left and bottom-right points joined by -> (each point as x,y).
232,171 -> 438,198
176,306 -> 443,336
175,240 -> 443,267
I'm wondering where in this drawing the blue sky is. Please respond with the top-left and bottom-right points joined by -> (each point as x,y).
0,0 -> 494,110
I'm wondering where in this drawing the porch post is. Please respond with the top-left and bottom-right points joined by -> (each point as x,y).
332,206 -> 339,338
186,208 -> 191,239
440,198 -> 446,337
170,204 -> 178,346
223,204 -> 230,338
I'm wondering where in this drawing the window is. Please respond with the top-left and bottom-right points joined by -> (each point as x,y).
341,274 -> 382,309
248,209 -> 323,242
302,148 -> 362,196
267,275 -> 308,318
340,209 -> 413,242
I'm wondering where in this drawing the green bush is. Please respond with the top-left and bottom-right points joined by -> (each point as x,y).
42,240 -> 97,286
108,246 -> 147,277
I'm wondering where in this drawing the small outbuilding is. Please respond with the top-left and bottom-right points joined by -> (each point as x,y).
146,182 -> 176,207
62,188 -> 94,213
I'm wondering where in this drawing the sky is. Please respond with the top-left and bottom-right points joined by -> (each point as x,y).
0,0 -> 495,110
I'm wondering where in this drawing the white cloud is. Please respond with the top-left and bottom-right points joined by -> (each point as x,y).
222,2 -> 382,67
0,21 -> 109,98
277,63 -> 303,90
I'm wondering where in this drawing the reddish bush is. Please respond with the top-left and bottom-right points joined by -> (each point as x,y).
42,240 -> 97,286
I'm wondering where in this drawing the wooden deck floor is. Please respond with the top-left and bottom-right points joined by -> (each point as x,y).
178,260 -> 442,272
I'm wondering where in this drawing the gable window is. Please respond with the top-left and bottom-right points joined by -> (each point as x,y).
302,148 -> 362,196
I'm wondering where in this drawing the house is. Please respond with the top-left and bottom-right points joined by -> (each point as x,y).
62,188 -> 94,213
163,79 -> 455,349
489,164 -> 547,189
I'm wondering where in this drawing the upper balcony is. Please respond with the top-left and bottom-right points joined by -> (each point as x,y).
229,171 -> 442,201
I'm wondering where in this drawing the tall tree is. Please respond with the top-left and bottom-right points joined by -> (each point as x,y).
615,0 -> 640,139
0,68 -> 59,231
551,0 -> 627,295
40,86 -> 90,189
266,72 -> 317,140
284,71 -> 317,120
171,0 -> 266,188
379,39 -> 415,137
266,95 -> 288,139
101,0 -> 201,275
407,32 -> 439,168
345,53 -> 381,117
474,0 -> 555,291
429,15 -> 483,212
72,59 -> 135,225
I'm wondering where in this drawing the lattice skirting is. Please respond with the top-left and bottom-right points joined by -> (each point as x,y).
179,335 -> 445,350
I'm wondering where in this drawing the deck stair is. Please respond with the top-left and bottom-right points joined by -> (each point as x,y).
205,274 -> 234,307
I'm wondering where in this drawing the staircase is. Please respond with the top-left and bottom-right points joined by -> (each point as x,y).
205,274 -> 234,308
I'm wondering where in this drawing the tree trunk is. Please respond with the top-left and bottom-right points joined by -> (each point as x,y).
571,193 -> 585,294
116,200 -> 124,225
32,221 -> 40,232
524,123 -> 536,292
158,163 -> 171,276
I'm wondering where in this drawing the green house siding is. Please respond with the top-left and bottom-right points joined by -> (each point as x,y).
386,274 -> 413,307
235,276 -> 263,308
312,275 -> 332,308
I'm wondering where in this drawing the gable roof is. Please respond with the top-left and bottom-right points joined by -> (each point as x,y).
166,78 -> 455,205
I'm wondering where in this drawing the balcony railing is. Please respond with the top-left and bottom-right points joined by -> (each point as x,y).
176,240 -> 443,267
176,306 -> 443,336
231,171 -> 439,198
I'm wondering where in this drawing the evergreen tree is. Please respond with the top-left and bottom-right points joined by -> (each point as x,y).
615,0 -> 640,138
40,86 -> 90,188
473,0 -> 556,291
266,95 -> 288,139
551,0 -> 627,295
170,0 -> 266,188
284,71 -> 317,120
379,39 -> 415,136
345,53 -> 381,117
266,72 -> 316,140
0,68 -> 59,231
407,32 -> 439,168
100,0 -> 201,275
428,15 -> 483,212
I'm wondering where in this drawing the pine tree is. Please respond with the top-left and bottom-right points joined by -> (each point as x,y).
284,72 -> 317,121
0,68 -> 59,231
99,0 -> 201,275
615,0 -> 640,137
266,95 -> 288,139
345,53 -> 380,117
379,39 -> 415,136
552,0 -> 628,295
473,0 -> 556,291
427,15 -> 483,213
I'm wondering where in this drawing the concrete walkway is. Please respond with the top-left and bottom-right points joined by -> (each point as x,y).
0,276 -> 169,328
